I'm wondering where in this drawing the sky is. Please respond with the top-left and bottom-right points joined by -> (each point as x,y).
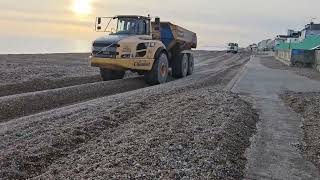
0,0 -> 319,54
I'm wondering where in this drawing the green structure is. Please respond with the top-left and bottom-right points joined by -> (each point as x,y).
276,35 -> 320,50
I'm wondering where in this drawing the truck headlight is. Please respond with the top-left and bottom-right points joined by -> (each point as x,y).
144,42 -> 155,48
121,54 -> 131,58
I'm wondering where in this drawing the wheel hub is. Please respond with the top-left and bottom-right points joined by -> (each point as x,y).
183,58 -> 188,74
160,63 -> 167,77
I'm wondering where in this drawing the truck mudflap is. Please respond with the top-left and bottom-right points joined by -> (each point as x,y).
90,56 -> 155,71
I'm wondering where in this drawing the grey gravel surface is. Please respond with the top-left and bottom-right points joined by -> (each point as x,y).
0,52 -> 225,86
0,51 -> 228,121
0,52 -> 258,179
0,51 -> 226,96
260,56 -> 320,81
281,92 -> 320,173
0,53 -> 102,95
34,88 -> 257,180
193,51 -> 226,62
0,53 -> 98,85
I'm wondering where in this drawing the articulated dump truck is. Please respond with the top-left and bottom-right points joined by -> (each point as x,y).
90,15 -> 197,85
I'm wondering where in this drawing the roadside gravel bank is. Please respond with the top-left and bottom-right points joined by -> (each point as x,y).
281,92 -> 320,173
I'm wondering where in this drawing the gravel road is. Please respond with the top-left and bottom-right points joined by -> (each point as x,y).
281,92 -> 320,173
0,52 -> 258,179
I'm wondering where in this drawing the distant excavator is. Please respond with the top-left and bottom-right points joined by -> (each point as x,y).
89,15 -> 197,85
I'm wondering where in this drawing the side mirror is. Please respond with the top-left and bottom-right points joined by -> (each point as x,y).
155,17 -> 160,25
155,17 -> 160,31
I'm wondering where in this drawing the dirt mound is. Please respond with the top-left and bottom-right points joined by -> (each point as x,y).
0,88 -> 258,179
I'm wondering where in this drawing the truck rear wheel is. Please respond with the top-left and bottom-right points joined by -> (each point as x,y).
144,52 -> 169,85
187,54 -> 194,75
100,68 -> 125,81
172,53 -> 188,78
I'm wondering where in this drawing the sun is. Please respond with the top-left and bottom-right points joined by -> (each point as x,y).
72,0 -> 92,15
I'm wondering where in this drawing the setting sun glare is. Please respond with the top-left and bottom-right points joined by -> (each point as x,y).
72,0 -> 92,15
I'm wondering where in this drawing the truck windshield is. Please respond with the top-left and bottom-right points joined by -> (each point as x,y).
228,43 -> 239,47
114,18 -> 148,35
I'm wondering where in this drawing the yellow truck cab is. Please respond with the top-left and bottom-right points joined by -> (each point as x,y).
90,15 -> 197,85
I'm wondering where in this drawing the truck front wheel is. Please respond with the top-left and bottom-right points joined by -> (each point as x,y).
144,52 -> 169,85
100,68 -> 125,81
172,53 -> 188,78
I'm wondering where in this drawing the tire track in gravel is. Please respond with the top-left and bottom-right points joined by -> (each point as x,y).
0,77 -> 148,122
0,75 -> 102,97
0,53 -> 253,179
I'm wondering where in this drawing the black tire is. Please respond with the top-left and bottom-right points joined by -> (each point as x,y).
172,53 -> 188,78
100,68 -> 125,81
144,52 -> 169,85
187,53 -> 194,75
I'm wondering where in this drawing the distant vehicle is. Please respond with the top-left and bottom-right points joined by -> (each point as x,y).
227,43 -> 239,54
249,44 -> 258,53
